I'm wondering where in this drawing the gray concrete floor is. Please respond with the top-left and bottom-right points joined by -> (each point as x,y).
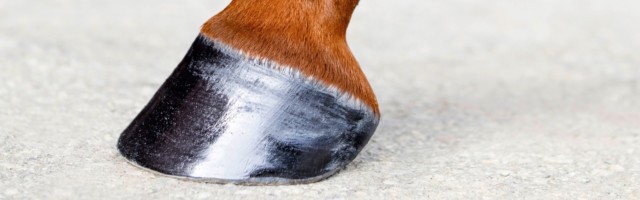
1,0 -> 639,199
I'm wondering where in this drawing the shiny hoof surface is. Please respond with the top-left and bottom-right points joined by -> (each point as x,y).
117,35 -> 379,185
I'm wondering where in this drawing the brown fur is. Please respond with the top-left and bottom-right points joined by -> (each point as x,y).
200,0 -> 379,115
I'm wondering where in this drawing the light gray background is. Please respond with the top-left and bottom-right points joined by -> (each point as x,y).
1,0 -> 639,199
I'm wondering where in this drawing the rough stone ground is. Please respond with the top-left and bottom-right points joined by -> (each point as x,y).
1,0 -> 639,199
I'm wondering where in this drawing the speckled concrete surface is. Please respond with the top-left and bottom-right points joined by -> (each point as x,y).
1,0 -> 639,199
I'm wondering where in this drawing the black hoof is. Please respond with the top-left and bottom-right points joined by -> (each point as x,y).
117,35 -> 379,185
